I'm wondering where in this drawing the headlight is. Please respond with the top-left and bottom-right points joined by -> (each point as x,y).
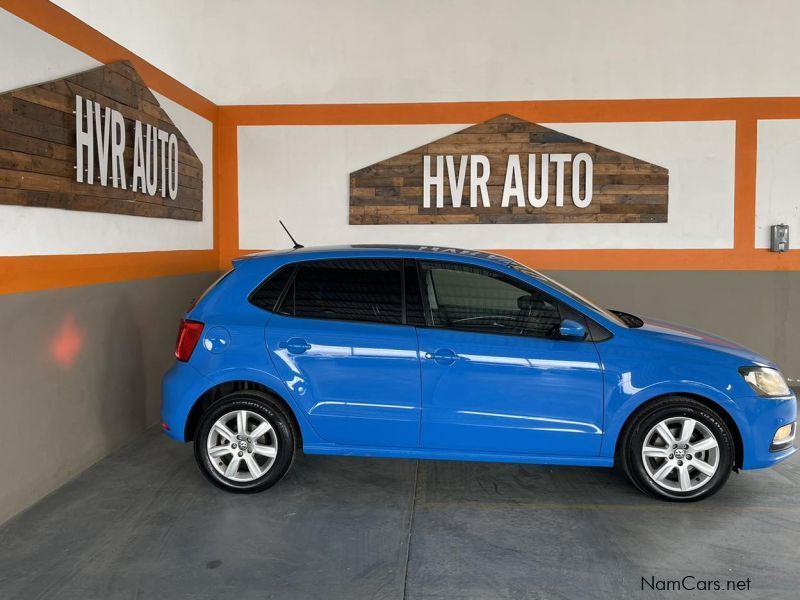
739,366 -> 791,397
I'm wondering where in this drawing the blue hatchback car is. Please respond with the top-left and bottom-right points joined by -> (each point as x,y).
162,245 -> 796,501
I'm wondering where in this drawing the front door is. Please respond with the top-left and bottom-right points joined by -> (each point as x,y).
416,260 -> 604,456
265,258 -> 421,448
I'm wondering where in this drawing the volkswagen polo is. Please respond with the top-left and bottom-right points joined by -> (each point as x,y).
161,245 -> 796,501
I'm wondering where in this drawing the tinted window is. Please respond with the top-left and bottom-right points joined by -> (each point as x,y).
404,261 -> 426,327
419,261 -> 562,337
508,261 -> 627,327
250,265 -> 294,312
278,259 -> 402,325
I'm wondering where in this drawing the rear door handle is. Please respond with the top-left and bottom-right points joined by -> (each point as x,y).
280,338 -> 311,355
423,348 -> 459,365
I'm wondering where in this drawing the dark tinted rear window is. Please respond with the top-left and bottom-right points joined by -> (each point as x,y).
250,265 -> 294,311
278,259 -> 402,325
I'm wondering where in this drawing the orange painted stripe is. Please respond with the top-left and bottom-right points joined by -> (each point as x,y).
3,2 -> 798,282
0,250 -> 218,295
0,1 -> 221,295
0,0 -> 217,121
217,125 -> 239,270
734,119 -> 758,250
493,248 -> 800,271
212,120 -> 221,263
219,97 -> 800,127
219,98 -> 799,270
233,247 -> 799,271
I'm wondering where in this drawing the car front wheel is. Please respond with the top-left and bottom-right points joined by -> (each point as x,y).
194,391 -> 296,493
622,397 -> 735,501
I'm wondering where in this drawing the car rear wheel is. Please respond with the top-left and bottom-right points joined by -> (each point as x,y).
622,396 -> 734,501
194,391 -> 296,493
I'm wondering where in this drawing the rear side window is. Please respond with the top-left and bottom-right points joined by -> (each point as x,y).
250,265 -> 295,312
278,259 -> 403,325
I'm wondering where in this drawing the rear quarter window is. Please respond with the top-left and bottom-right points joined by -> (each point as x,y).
249,265 -> 295,312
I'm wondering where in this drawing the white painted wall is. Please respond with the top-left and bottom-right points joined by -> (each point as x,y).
238,121 -> 735,250
0,10 -> 213,255
0,10 -> 97,92
756,120 -> 800,249
51,0 -> 800,105
6,4 -> 800,253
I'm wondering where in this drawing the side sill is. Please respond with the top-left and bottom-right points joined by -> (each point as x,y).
302,444 -> 615,467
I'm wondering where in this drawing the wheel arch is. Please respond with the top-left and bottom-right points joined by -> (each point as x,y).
613,392 -> 744,469
185,379 -> 304,447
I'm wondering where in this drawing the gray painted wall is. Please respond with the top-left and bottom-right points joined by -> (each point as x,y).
546,270 -> 800,381
1,268 -> 797,524
0,272 -> 218,524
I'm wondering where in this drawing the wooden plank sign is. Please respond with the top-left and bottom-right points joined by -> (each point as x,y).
0,61 -> 203,221
350,114 -> 668,225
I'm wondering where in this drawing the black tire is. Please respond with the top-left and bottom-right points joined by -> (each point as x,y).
194,391 -> 296,493
621,396 -> 734,502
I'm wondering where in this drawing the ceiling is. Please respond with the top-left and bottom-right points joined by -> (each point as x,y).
51,0 -> 800,106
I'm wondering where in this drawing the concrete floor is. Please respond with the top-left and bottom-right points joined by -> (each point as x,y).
0,430 -> 798,600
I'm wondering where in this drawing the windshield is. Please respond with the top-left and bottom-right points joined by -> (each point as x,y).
508,262 -> 629,327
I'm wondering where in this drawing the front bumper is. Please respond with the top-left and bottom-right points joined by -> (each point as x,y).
737,393 -> 797,469
161,360 -> 210,442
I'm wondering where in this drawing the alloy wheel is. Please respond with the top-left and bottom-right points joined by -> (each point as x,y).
641,416 -> 720,492
206,410 -> 279,482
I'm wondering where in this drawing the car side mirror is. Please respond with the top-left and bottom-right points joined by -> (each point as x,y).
559,318 -> 587,340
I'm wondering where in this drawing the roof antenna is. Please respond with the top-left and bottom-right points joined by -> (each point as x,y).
279,220 -> 304,249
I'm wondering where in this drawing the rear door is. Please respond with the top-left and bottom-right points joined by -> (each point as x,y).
415,260 -> 604,456
264,258 -> 422,448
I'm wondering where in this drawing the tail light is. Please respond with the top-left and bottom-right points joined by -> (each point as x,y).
175,319 -> 204,362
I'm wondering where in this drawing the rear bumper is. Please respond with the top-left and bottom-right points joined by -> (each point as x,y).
738,393 -> 797,469
161,361 -> 210,442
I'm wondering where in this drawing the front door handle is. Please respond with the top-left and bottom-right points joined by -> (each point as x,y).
423,348 -> 459,365
280,337 -> 311,355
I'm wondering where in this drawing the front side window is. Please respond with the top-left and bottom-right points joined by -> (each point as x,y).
508,261 -> 628,327
418,261 -> 565,338
278,259 -> 403,325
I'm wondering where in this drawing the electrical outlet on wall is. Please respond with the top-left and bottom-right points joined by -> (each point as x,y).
770,224 -> 790,252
